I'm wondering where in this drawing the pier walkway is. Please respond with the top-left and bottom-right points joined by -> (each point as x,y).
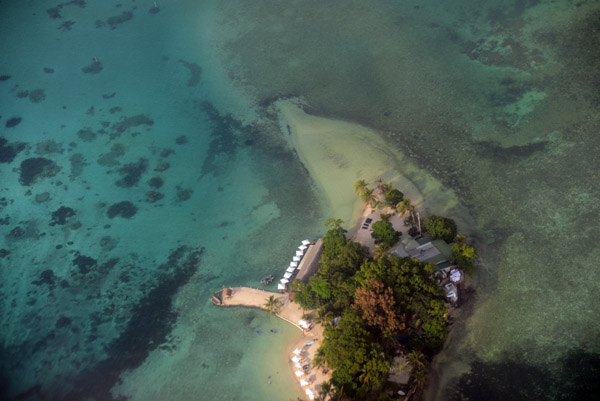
214,286 -> 305,330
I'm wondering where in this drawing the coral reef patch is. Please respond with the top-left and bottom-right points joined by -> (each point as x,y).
5,117 -> 21,128
107,201 -> 138,219
177,60 -> 202,87
111,114 -> 153,134
63,246 -> 203,401
177,189 -> 192,202
35,192 -> 50,203
69,153 -> 86,179
72,254 -> 97,274
147,176 -> 164,188
77,128 -> 96,142
145,191 -> 164,203
0,137 -> 26,163
50,206 -> 76,226
106,10 -> 134,29
82,61 -> 103,74
115,158 -> 148,187
35,140 -> 64,156
19,158 -> 61,186
97,144 -> 125,166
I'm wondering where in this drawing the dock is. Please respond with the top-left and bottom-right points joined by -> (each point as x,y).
295,239 -> 323,283
213,286 -> 306,331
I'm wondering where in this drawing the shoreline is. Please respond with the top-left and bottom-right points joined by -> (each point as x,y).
214,286 -> 331,399
213,102 -> 479,400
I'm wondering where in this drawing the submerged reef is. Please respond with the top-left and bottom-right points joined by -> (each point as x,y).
115,158 -> 148,187
0,137 -> 26,163
97,144 -> 125,167
82,60 -> 103,74
111,114 -> 153,134
107,201 -> 138,219
50,206 -> 76,226
68,153 -> 86,179
77,128 -> 96,142
35,140 -> 64,156
106,10 -> 134,29
145,191 -> 164,203
147,176 -> 164,189
177,60 -> 202,87
59,246 -> 203,401
19,158 -> 61,186
5,117 -> 21,128
448,350 -> 600,401
72,254 -> 98,274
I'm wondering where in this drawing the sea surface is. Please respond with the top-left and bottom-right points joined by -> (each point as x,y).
1,1 -> 599,401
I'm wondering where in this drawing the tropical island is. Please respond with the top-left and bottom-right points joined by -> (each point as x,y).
213,179 -> 477,401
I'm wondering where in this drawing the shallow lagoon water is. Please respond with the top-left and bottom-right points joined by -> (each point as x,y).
1,1 -> 599,400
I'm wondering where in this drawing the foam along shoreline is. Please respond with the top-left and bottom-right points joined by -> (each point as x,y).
275,100 -> 464,233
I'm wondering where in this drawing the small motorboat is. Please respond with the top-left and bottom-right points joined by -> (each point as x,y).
260,275 -> 274,285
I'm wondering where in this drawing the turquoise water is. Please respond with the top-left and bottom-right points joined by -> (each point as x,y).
0,1 -> 321,400
2,1 -> 600,401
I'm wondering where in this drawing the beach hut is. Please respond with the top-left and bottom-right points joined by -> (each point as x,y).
306,389 -> 315,400
293,256 -> 301,262
295,370 -> 304,377
291,356 -> 301,363
277,284 -> 286,290
290,261 -> 298,267
300,379 -> 309,386
284,272 -> 293,279
295,362 -> 303,369
299,245 -> 308,251
295,250 -> 304,257
280,278 -> 289,284
302,240 -> 311,246
286,266 -> 296,273
293,348 -> 302,355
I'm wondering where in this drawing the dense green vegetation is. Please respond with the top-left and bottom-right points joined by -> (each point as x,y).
384,189 -> 404,208
292,221 -> 448,400
371,214 -> 401,248
422,215 -> 457,242
450,235 -> 478,275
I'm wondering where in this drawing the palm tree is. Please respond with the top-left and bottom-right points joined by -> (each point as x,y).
373,243 -> 390,260
373,177 -> 384,189
381,182 -> 392,193
406,351 -> 427,400
359,188 -> 377,207
318,380 -> 332,401
353,179 -> 368,194
396,198 -> 415,217
264,295 -> 280,314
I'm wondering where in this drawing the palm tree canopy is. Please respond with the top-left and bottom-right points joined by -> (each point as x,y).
353,179 -> 368,194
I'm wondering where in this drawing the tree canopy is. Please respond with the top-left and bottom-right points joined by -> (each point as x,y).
384,188 -> 404,207
423,215 -> 457,242
292,220 -> 450,400
371,217 -> 401,248
451,235 -> 478,274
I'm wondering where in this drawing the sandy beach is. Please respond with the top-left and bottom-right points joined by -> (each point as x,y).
274,99 -> 460,232
217,286 -> 331,399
